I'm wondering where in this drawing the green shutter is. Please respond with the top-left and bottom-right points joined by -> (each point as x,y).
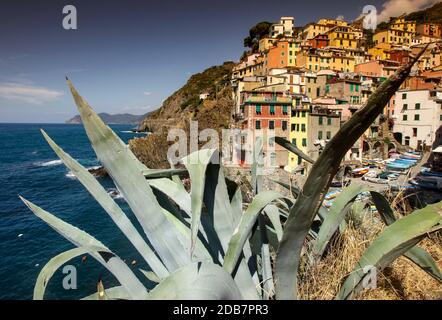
319,116 -> 323,125
270,105 -> 275,114
256,105 -> 261,113
415,103 -> 420,110
283,106 -> 288,114
318,131 -> 323,139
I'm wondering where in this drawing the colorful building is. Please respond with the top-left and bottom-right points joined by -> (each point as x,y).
393,89 -> 442,150
239,91 -> 291,167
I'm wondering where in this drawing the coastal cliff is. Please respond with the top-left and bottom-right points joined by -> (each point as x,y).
130,61 -> 235,168
66,112 -> 147,125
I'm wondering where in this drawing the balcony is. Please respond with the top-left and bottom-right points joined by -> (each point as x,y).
243,96 -> 292,104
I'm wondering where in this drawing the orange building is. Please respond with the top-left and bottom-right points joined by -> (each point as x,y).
417,23 -> 442,38
265,41 -> 289,70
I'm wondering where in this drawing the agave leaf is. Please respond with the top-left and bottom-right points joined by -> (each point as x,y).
274,49 -> 425,300
149,178 -> 192,218
181,149 -> 217,256
20,197 -> 148,299
34,246 -> 108,300
230,186 -> 243,225
147,262 -> 243,300
203,162 -> 260,299
271,179 -> 300,199
336,201 -> 442,300
312,184 -> 370,259
41,130 -> 169,279
81,286 -> 130,300
139,269 -> 161,283
259,216 -> 275,299
223,191 -> 284,275
264,204 -> 283,242
161,208 -> 212,261
66,79 -> 190,271
275,136 -> 315,164
370,191 -> 442,282
142,168 -> 187,179
251,136 -> 263,194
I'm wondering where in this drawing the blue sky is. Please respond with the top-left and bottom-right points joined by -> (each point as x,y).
0,0 -> 435,123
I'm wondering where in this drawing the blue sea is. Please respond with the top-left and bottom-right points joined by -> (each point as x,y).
0,123 -> 152,300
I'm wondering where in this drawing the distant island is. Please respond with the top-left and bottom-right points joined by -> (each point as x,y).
66,112 -> 148,125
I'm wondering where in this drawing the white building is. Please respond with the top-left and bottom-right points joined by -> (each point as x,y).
393,89 -> 442,150
271,17 -> 295,38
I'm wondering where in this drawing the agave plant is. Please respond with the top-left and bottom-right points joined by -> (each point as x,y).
22,46 -> 441,300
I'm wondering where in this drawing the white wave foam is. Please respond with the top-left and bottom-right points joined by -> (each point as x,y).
65,166 -> 102,179
107,188 -> 125,200
38,160 -> 63,167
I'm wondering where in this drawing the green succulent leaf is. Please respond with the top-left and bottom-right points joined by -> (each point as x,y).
313,184 -> 370,259
147,262 -> 243,300
66,79 -> 191,272
34,246 -> 107,300
336,201 -> 442,300
370,191 -> 442,282
224,191 -> 284,275
41,129 -> 169,279
181,149 -> 217,256
275,136 -> 315,164
20,197 -> 148,299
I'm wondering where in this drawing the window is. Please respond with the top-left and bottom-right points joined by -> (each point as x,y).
269,137 -> 275,147
440,114 -> 442,121
413,128 -> 417,137
282,121 -> 287,131
270,152 -> 276,166
255,121 -> 261,130
403,114 -> 407,121
282,106 -> 288,115
414,114 -> 420,121
415,103 -> 420,110
319,116 -> 323,125
297,156 -> 302,165
403,104 -> 408,110
301,111 -> 306,118
270,105 -> 275,115
327,117 -> 332,125
291,123 -> 296,131
355,85 -> 359,92
350,84 -> 354,92
301,124 -> 306,132
326,131 -> 331,139
302,138 -> 307,147
402,93 -> 407,99
292,138 -> 297,146
256,105 -> 261,115
269,120 -> 275,130
318,131 -> 323,139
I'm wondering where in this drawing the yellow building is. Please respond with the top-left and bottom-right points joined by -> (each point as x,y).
329,55 -> 355,72
326,26 -> 358,49
258,37 -> 275,52
289,103 -> 310,169
368,43 -> 392,60
390,16 -> 416,34
373,29 -> 414,46
317,18 -> 349,27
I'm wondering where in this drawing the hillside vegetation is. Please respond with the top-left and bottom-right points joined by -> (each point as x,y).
131,61 -> 235,168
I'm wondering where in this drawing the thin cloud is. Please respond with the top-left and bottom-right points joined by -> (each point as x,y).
143,91 -> 152,96
0,82 -> 64,104
377,0 -> 440,22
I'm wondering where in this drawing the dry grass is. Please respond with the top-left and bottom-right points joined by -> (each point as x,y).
298,215 -> 442,300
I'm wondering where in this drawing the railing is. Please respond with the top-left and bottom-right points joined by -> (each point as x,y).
244,96 -> 292,103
